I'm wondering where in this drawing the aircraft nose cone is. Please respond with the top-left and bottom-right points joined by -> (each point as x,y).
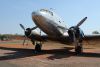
32,12 -> 38,20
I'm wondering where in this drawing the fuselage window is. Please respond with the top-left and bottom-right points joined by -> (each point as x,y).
59,21 -> 61,23
40,9 -> 53,16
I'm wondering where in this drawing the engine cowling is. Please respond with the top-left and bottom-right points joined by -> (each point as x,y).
68,26 -> 84,42
25,28 -> 32,37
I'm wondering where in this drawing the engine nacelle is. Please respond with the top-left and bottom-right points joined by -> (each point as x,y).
68,26 -> 84,42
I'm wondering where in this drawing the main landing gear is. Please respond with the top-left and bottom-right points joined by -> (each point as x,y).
75,40 -> 83,55
35,42 -> 42,53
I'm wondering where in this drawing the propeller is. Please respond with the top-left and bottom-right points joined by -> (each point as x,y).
68,17 -> 87,46
19,24 -> 37,45
22,36 -> 27,46
20,24 -> 25,31
31,26 -> 38,30
76,17 -> 87,27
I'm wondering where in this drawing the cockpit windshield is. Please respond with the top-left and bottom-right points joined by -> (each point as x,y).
40,9 -> 53,16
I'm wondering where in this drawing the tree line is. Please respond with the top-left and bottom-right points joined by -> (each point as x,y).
0,34 -> 23,41
0,31 -> 99,41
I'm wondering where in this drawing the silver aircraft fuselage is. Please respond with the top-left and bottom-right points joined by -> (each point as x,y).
32,9 -> 67,37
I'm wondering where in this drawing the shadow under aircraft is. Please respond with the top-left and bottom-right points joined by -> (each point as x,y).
0,46 -> 100,61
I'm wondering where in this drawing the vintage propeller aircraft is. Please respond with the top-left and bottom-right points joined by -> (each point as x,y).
20,9 -> 100,54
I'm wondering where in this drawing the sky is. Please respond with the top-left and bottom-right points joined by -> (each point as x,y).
0,0 -> 100,35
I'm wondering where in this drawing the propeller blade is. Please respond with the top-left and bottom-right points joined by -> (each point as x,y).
22,36 -> 27,46
40,29 -> 41,36
31,26 -> 37,30
20,24 -> 25,31
26,38 -> 29,46
76,17 -> 87,27
23,37 -> 26,46
72,32 -> 78,47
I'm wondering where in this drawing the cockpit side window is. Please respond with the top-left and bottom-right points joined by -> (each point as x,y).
40,9 -> 53,16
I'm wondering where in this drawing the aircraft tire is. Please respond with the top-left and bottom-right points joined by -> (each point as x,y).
35,43 -> 42,52
75,44 -> 83,55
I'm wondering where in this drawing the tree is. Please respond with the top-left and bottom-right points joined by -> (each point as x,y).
92,31 -> 99,34
0,35 -> 7,41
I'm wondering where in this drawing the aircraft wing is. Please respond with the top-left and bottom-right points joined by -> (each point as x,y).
82,34 -> 100,45
84,34 -> 100,40
29,32 -> 100,45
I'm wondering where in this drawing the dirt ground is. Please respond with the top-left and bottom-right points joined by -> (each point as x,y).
0,40 -> 100,67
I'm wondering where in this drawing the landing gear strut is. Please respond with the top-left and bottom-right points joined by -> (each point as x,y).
75,40 -> 83,55
35,42 -> 42,52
